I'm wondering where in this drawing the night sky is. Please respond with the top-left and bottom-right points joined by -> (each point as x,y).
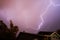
0,0 -> 60,34
40,6 -> 60,32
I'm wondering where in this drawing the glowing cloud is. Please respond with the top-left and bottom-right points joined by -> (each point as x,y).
0,0 -> 60,34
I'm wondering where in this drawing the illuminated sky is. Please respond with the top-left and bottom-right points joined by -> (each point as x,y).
40,0 -> 60,32
0,0 -> 60,34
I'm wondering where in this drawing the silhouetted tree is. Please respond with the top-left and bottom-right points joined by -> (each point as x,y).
0,20 -> 8,31
9,20 -> 19,40
0,20 -> 19,40
0,20 -> 10,40
10,20 -> 14,28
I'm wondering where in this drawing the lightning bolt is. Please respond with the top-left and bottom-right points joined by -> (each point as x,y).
37,0 -> 60,30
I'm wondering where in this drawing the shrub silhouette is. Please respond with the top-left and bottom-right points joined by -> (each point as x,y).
0,20 -> 19,40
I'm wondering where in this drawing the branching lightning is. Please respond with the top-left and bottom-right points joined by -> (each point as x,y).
37,0 -> 60,30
